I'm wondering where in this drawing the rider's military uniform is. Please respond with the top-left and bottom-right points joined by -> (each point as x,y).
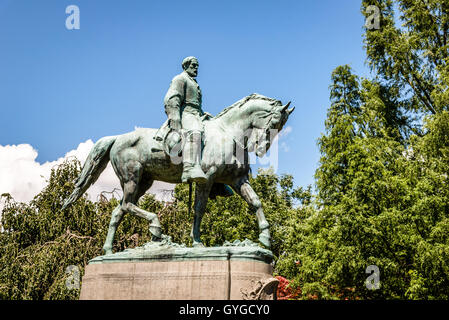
164,70 -> 207,183
164,70 -> 204,133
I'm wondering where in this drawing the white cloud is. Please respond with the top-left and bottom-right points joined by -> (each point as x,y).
269,126 -> 292,155
0,140 -> 174,212
280,142 -> 290,152
279,126 -> 292,138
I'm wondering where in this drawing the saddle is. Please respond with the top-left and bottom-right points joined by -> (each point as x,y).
151,112 -> 213,154
151,119 -> 175,154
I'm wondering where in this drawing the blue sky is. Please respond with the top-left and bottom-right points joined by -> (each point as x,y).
0,0 -> 371,190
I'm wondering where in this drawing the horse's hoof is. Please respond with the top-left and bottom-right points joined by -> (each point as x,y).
151,233 -> 162,242
192,241 -> 205,248
259,233 -> 271,249
103,248 -> 113,255
150,225 -> 162,239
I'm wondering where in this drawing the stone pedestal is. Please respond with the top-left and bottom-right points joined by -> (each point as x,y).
79,238 -> 278,300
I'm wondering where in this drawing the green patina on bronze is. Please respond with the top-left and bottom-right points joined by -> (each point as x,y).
89,237 -> 274,264
62,56 -> 295,258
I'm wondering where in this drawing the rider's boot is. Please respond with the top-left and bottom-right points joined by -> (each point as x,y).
181,130 -> 207,184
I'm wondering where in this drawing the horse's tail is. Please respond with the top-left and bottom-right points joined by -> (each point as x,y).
62,136 -> 117,209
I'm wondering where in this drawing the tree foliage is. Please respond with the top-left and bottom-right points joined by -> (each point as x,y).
272,0 -> 449,300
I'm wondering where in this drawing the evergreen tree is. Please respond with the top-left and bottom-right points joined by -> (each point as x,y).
273,1 -> 449,299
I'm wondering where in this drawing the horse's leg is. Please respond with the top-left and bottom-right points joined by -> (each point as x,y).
120,161 -> 162,241
233,178 -> 271,248
102,172 -> 161,255
135,175 -> 163,241
190,182 -> 212,247
103,204 -> 125,255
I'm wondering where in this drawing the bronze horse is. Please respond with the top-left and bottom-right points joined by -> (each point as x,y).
63,94 -> 294,254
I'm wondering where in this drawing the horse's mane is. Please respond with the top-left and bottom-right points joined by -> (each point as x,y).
214,93 -> 281,119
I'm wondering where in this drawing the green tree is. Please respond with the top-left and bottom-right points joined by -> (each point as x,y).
273,1 -> 449,299
0,160 -> 154,299
363,0 -> 449,116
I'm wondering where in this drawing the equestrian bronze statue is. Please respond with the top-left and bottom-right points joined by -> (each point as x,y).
63,57 -> 295,255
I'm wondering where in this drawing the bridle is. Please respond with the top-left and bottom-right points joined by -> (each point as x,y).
217,110 -> 277,151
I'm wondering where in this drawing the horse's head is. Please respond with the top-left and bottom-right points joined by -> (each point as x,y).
244,95 -> 295,157
215,93 -> 295,157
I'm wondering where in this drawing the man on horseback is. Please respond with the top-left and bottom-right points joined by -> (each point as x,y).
163,56 -> 209,184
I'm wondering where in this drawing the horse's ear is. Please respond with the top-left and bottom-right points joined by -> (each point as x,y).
281,101 -> 291,112
287,106 -> 295,115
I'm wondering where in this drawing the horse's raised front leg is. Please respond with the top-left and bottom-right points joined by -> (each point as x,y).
234,178 -> 271,248
102,178 -> 162,255
121,180 -> 162,241
190,182 -> 212,247
116,160 -> 162,246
